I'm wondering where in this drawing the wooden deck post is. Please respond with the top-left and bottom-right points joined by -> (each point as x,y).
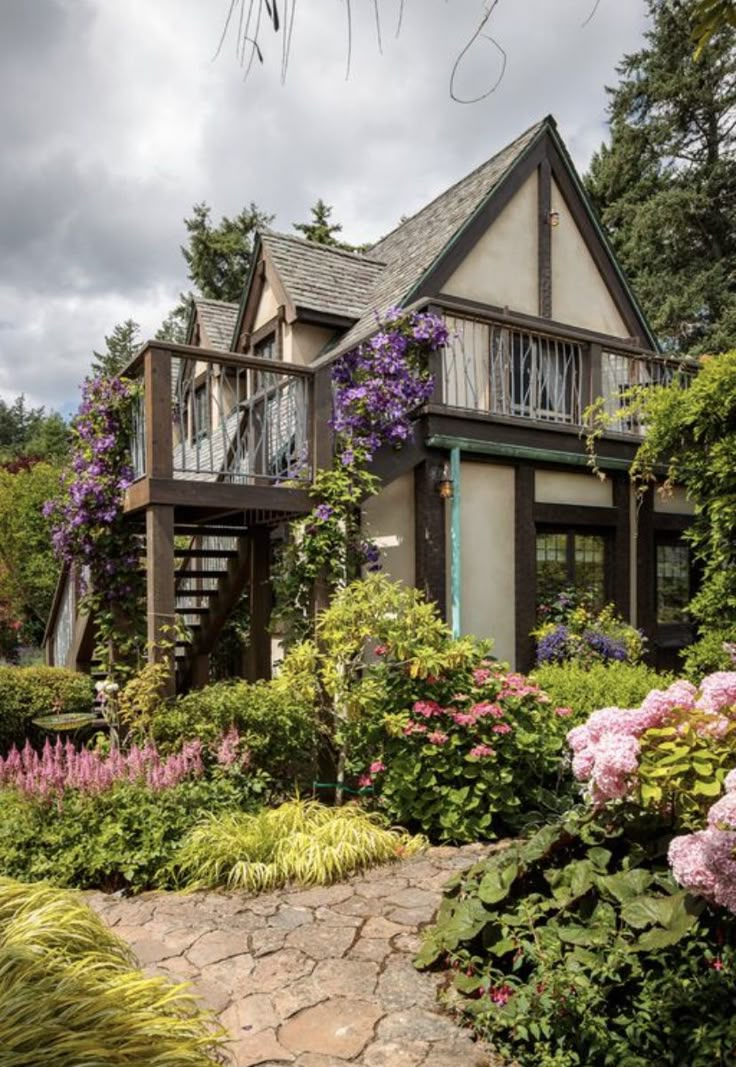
246,526 -> 272,681
146,504 -> 176,694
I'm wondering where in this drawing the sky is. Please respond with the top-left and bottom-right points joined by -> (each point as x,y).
0,0 -> 650,413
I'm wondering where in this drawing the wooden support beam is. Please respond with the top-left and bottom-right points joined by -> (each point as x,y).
146,504 -> 176,695
414,456 -> 447,621
247,527 -> 272,682
613,473 -> 632,621
515,464 -> 537,672
144,348 -> 173,479
538,159 -> 552,318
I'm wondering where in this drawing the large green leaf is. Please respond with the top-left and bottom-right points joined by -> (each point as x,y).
599,869 -> 653,904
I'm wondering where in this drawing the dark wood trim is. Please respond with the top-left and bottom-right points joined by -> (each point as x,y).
312,364 -> 334,472
293,307 -> 356,330
145,504 -> 176,694
652,511 -> 694,534
538,159 -> 552,318
125,478 -> 312,516
237,255 -> 266,350
125,341 -> 315,379
250,316 -> 281,350
144,348 -> 173,480
409,136 -> 548,302
612,473 -> 631,620
534,503 -> 617,527
515,464 -> 536,671
246,527 -> 272,681
414,456 -> 447,621
636,489 -> 656,646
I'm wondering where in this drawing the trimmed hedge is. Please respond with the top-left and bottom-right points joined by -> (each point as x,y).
531,660 -> 674,725
0,666 -> 94,753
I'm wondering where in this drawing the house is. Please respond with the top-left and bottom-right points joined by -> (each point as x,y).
44,115 -> 696,685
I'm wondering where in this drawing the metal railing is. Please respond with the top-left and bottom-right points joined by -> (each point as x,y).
129,343 -> 313,486
440,312 -> 694,432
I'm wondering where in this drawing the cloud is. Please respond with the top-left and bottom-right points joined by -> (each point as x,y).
0,0 -> 648,409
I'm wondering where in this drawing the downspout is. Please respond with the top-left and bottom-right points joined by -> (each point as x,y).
450,447 -> 462,638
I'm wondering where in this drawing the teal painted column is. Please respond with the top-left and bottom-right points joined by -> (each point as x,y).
450,447 -> 462,638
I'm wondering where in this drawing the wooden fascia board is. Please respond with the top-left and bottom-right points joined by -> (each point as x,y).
260,246 -> 296,323
124,477 -> 312,515
232,234 -> 263,350
406,133 -> 548,304
545,124 -> 659,351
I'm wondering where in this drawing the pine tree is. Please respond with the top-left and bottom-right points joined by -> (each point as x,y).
91,319 -> 141,378
181,201 -> 273,302
585,0 -> 736,354
293,199 -> 345,246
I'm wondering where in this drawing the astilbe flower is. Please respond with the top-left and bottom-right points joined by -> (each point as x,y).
0,736 -> 211,797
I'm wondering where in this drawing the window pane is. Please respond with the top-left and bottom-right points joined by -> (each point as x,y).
574,534 -> 606,608
536,532 -> 568,607
657,543 -> 690,624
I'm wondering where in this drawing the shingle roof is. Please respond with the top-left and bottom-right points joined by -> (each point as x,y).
260,231 -> 385,321
195,298 -> 240,351
332,118 -> 547,353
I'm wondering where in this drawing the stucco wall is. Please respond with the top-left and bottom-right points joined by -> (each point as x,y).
535,469 -> 613,507
252,279 -> 279,331
448,462 -> 516,665
362,472 -> 415,586
653,486 -> 695,515
550,179 -> 628,337
283,322 -> 334,366
443,172 -> 538,316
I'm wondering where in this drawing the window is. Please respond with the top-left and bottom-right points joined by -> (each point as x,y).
191,382 -> 209,442
253,332 -> 277,393
536,529 -> 607,608
656,541 -> 690,624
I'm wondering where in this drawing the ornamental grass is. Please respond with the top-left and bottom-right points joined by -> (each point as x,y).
0,878 -> 226,1067
174,798 -> 425,892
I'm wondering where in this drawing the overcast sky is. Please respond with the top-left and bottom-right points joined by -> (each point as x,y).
0,0 -> 649,413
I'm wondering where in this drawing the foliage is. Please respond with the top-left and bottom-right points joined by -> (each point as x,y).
418,810 -> 735,1067
684,630 -> 736,678
0,462 -> 63,646
45,375 -> 145,676
174,797 -> 424,892
585,0 -> 736,354
0,394 -> 68,464
91,319 -> 141,379
0,666 -> 94,753
0,877 -> 226,1065
150,670 -> 318,787
693,0 -> 736,55
293,198 -> 352,247
531,661 -> 674,725
533,589 -> 645,666
368,660 -> 573,843
0,763 -> 266,892
118,660 -> 175,738
623,352 -> 736,641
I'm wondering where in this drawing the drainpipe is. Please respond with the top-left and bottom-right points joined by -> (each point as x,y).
449,447 -> 462,638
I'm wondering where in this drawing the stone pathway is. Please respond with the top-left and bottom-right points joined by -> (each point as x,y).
86,845 -> 500,1067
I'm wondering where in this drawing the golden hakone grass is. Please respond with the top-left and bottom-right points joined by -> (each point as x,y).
0,878 -> 227,1067
174,798 -> 426,891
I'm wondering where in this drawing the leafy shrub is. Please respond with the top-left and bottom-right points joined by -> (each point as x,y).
174,797 -> 424,891
418,811 -> 735,1067
531,661 -> 674,724
0,763 -> 267,892
533,590 -> 645,666
683,630 -> 736,680
0,666 -> 94,753
151,666 -> 317,786
363,661 -> 572,843
0,877 -> 225,1065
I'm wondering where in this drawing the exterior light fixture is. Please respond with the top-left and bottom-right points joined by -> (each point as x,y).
436,462 -> 454,499
548,209 -> 560,227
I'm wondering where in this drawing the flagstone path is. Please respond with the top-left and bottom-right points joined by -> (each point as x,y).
86,844 -> 503,1067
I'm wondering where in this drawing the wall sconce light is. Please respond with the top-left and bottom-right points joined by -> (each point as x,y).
436,462 -> 454,500
548,209 -> 560,228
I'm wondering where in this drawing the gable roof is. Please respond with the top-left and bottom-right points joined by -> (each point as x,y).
260,231 -> 385,320
194,298 -> 240,351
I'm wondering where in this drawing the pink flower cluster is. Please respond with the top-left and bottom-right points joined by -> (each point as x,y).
567,679 -> 700,805
0,737 -> 206,797
669,771 -> 736,914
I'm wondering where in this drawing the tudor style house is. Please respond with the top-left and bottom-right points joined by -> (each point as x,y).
44,116 -> 696,685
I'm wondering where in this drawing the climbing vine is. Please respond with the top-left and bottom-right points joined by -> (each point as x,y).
45,376 -> 145,677
273,307 -> 448,644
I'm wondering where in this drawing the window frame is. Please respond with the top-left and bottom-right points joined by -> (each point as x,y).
535,525 -> 612,609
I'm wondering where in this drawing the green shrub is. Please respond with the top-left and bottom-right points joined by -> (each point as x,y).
0,877 -> 225,1065
174,798 -> 424,891
0,769 -> 267,892
531,661 -> 674,724
151,671 -> 317,787
0,666 -> 94,753
418,811 -> 736,1067
362,660 -> 572,843
682,629 -> 736,679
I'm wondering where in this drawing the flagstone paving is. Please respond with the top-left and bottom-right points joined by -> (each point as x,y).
86,844 -> 504,1067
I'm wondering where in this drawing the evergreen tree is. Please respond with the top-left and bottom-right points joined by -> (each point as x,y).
91,319 -> 141,378
293,199 -> 346,246
156,302 -> 190,345
585,0 -> 736,354
181,201 -> 273,302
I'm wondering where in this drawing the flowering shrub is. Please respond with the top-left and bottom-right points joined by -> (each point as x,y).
533,589 -> 644,666
362,660 -> 572,843
44,376 -> 144,675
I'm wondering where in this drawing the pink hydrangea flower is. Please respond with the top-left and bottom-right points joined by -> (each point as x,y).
472,668 -> 491,686
555,706 -> 573,717
708,792 -> 736,830
412,700 -> 442,719
453,712 -> 478,727
472,702 -> 504,719
725,768 -> 736,793
427,731 -> 449,745
492,723 -> 512,734
358,774 -> 373,788
469,744 -> 496,758
369,760 -> 386,774
697,672 -> 736,713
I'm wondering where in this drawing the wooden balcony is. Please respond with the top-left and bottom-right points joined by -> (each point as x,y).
124,341 -> 316,523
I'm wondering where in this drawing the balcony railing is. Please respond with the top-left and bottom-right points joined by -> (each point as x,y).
128,343 -> 314,486
439,311 -> 694,434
